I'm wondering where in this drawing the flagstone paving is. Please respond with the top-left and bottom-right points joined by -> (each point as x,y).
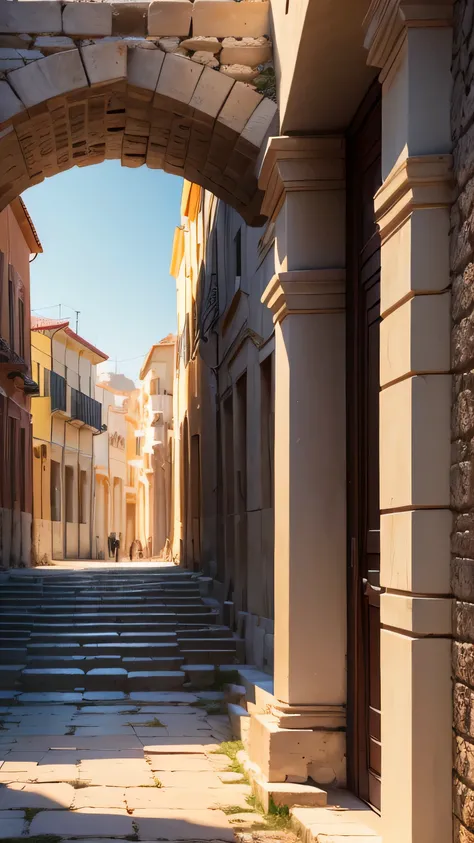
0,697 -> 230,834
0,693 -> 296,843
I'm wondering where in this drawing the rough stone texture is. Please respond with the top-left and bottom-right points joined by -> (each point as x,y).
452,6 -> 474,842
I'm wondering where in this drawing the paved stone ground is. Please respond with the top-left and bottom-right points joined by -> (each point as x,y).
0,691 -> 282,841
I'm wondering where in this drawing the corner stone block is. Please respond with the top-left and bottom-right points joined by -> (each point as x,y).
0,80 -> 25,125
216,80 -> 262,135
127,46 -> 164,92
81,41 -> 127,87
192,0 -> 270,38
148,0 -> 192,37
379,375 -> 451,510
0,1 -> 61,35
111,2 -> 148,37
189,65 -> 234,119
241,96 -> 277,148
155,52 -> 203,108
7,49 -> 88,109
62,2 -> 112,37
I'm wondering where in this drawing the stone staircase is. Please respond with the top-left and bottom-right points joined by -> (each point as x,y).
0,567 -> 242,697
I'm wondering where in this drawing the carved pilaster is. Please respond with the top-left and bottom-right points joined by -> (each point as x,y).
262,270 -> 345,324
363,0 -> 454,72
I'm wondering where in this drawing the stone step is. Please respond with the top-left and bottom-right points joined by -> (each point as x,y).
127,671 -> 186,691
178,637 -> 237,650
181,649 -> 238,665
20,667 -> 186,692
26,641 -> 181,657
29,631 -> 177,643
18,622 -> 179,634
25,654 -> 183,671
34,604 -> 176,614
177,626 -> 234,638
0,648 -> 28,664
0,629 -> 31,638
0,664 -> 24,686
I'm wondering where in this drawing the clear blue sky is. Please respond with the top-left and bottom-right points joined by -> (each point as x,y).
23,161 -> 182,382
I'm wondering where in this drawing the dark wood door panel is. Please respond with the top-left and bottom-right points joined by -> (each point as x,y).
346,80 -> 382,812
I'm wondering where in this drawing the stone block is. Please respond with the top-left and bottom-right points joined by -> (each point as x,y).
111,2 -> 148,37
33,36 -> 75,54
191,51 -> 219,68
81,41 -> 127,86
380,293 -> 450,387
63,2 -> 112,37
127,46 -> 164,91
379,375 -> 451,510
189,65 -> 234,119
155,52 -> 202,108
252,624 -> 265,669
192,1 -> 270,38
181,36 -> 221,53
0,2 -> 61,35
380,509 -> 451,594
241,95 -> 277,148
248,713 -> 346,786
254,779 -> 327,812
8,49 -> 88,109
220,37 -> 271,66
220,64 -> 259,82
263,633 -> 273,673
0,80 -> 25,124
148,1 -> 192,37
228,702 -> 250,739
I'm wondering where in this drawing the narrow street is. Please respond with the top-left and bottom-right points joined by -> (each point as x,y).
0,565 -> 291,842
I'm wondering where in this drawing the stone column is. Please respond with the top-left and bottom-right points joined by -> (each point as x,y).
248,137 -> 348,788
364,4 -> 453,843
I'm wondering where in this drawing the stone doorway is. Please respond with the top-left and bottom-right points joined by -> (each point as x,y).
346,81 -> 382,812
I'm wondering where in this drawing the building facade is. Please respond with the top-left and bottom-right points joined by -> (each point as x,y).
133,336 -> 176,560
170,2 -> 462,842
31,317 -> 107,562
0,198 -> 42,567
93,374 -> 135,561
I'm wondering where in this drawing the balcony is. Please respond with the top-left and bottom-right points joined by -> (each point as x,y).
71,388 -> 102,432
150,393 -> 173,423
44,369 -> 66,413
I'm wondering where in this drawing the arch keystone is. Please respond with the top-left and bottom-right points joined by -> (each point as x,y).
81,40 -> 127,86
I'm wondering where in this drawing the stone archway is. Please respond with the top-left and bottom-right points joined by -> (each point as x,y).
0,0 -> 276,224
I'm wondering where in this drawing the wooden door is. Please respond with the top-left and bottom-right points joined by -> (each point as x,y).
346,82 -> 382,812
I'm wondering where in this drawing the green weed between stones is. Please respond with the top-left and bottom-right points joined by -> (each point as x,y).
129,718 -> 165,728
221,805 -> 255,815
191,699 -> 222,715
24,809 -> 44,823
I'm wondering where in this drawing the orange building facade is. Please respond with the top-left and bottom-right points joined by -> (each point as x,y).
0,198 -> 42,567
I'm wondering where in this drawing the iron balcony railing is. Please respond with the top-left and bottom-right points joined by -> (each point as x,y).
71,387 -> 102,431
44,369 -> 66,412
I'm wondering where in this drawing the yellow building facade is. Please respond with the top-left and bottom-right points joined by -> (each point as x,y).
31,317 -> 107,562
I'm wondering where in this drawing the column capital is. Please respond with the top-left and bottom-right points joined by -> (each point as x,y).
261,269 -> 346,324
374,153 -> 452,243
364,0 -> 454,71
258,135 -> 345,222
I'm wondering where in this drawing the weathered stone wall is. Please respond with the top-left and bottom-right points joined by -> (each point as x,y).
451,2 -> 474,840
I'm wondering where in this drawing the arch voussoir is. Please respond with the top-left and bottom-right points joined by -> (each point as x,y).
0,0 -> 277,224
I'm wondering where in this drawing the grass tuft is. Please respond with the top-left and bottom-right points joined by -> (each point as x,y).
24,809 -> 44,823
221,805 -> 255,815
66,780 -> 90,789
132,718 -> 165,728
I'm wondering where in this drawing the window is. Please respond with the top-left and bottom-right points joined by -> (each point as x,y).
260,353 -> 274,509
50,460 -> 61,522
135,436 -> 142,457
79,470 -> 88,524
234,228 -> 242,292
8,417 -> 16,507
8,275 -> 14,349
65,465 -> 74,523
20,427 -> 26,511
150,378 -> 160,395
18,297 -> 25,359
